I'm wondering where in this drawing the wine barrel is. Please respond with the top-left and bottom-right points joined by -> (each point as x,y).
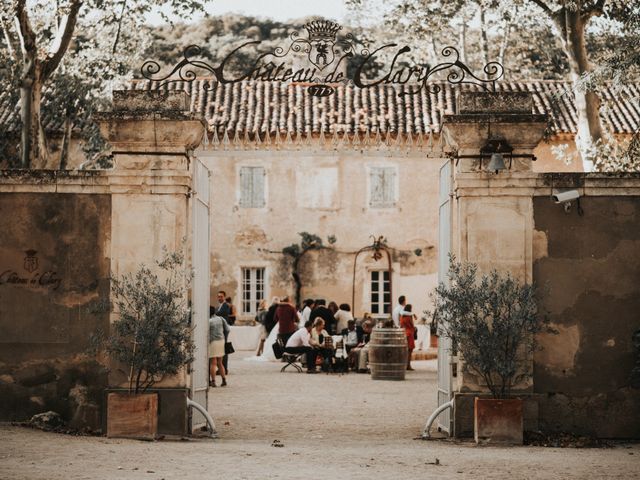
368,327 -> 408,381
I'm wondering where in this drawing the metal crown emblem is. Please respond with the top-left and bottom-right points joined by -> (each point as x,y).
304,20 -> 341,42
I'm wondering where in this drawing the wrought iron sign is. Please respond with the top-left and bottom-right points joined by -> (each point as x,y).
141,20 -> 504,97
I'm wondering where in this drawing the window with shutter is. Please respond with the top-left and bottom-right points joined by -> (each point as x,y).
369,167 -> 396,208
239,167 -> 266,208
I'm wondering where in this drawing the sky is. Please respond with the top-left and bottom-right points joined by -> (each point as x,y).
147,0 -> 349,26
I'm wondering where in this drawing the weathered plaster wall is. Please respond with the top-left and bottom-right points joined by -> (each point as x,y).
0,190 -> 111,429
533,196 -> 640,438
202,149 -> 440,320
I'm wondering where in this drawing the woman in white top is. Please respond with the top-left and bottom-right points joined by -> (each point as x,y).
334,303 -> 354,333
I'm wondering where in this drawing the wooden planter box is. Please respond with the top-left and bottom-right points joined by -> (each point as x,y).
107,392 -> 158,440
474,397 -> 523,445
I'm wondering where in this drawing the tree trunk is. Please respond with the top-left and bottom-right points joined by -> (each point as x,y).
19,59 -> 48,168
459,22 -> 467,64
59,112 -> 71,170
498,13 -> 513,74
479,7 -> 489,69
556,9 -> 605,172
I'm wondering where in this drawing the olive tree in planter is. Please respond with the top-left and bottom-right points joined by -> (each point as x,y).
431,258 -> 548,444
105,251 -> 194,439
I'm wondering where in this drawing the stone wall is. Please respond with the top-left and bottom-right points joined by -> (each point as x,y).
0,179 -> 111,430
533,195 -> 640,438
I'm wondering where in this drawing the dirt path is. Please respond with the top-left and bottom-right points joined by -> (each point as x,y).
1,352 -> 638,480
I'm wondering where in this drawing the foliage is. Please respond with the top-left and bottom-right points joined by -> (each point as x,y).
106,251 -> 194,394
0,0 -> 205,168
431,257 -> 549,399
349,0 -> 639,171
282,232 -> 336,306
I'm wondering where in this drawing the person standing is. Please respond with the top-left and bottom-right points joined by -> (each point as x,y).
311,299 -> 336,335
209,314 -> 230,387
255,299 -> 268,356
392,295 -> 407,327
334,303 -> 354,333
225,296 -> 237,326
264,296 -> 279,335
301,299 -> 315,324
400,304 -> 417,371
215,291 -> 231,374
275,296 -> 298,346
215,291 -> 231,320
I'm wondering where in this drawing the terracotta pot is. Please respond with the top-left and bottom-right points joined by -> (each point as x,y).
107,392 -> 158,440
429,334 -> 438,349
474,397 -> 523,445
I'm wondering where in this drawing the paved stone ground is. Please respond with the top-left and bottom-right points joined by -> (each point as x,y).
0,351 -> 638,480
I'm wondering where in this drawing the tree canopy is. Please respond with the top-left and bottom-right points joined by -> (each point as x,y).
0,3 -> 638,170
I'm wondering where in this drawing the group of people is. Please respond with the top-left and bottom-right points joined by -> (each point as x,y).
208,292 -> 418,385
253,294 -> 418,373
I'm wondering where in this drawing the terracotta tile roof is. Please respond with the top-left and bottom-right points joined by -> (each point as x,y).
127,79 -> 639,136
1,80 -> 638,136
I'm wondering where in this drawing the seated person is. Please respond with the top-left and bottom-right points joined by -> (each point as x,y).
341,319 -> 363,352
348,319 -> 373,372
309,318 -> 334,372
284,320 -> 314,372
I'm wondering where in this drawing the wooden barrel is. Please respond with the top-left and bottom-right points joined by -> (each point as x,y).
368,327 -> 408,381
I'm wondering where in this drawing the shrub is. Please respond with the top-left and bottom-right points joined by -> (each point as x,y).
107,251 -> 194,393
431,257 -> 549,399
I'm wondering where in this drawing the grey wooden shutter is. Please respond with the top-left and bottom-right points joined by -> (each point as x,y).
382,168 -> 396,206
370,167 -> 395,207
240,167 -> 265,207
252,167 -> 265,207
240,167 -> 252,207
370,168 -> 384,206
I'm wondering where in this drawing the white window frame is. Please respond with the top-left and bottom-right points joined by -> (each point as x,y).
239,266 -> 268,317
238,166 -> 266,208
369,269 -> 391,317
367,165 -> 398,208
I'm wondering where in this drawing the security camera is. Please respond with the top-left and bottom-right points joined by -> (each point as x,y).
552,189 -> 580,203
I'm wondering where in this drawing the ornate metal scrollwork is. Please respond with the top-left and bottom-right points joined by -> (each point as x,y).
140,21 -> 504,97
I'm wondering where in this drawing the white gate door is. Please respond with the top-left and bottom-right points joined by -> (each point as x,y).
436,158 -> 453,433
191,158 -> 211,430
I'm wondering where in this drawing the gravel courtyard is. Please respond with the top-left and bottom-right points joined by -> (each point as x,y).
0,351 -> 638,480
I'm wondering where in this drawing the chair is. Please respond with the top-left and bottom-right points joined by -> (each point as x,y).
277,338 -> 303,373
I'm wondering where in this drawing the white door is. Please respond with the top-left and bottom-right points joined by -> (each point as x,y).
436,158 -> 453,434
191,158 -> 211,430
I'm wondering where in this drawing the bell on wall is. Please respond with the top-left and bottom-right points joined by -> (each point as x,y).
487,152 -> 506,173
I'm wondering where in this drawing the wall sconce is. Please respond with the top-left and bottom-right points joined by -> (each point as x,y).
455,138 -> 536,173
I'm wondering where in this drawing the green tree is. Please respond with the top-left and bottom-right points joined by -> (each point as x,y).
349,0 -> 638,171
431,258 -> 550,398
0,0 -> 205,169
282,232 -> 337,307
107,251 -> 194,394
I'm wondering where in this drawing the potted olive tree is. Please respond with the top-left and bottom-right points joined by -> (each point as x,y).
105,251 -> 194,439
431,258 -> 548,444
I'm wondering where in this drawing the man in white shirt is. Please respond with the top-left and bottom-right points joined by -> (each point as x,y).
392,295 -> 407,327
285,320 -> 316,373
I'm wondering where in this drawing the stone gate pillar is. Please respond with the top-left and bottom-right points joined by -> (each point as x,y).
443,92 -> 547,437
445,92 -> 547,280
97,90 -> 206,435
